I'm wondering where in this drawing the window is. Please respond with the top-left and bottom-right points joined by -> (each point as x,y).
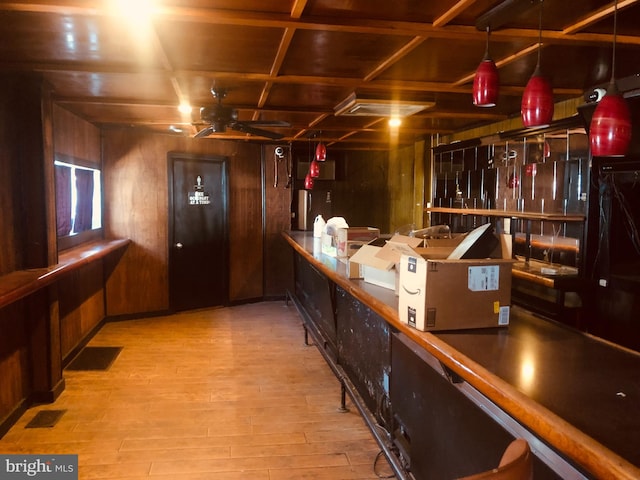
55,159 -> 102,249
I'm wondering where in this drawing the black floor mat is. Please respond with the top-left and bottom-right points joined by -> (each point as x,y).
66,346 -> 122,371
25,410 -> 66,428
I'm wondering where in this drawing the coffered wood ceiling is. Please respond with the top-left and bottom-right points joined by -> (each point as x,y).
1,0 -> 639,149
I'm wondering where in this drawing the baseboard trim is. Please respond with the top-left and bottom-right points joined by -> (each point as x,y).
0,399 -> 28,439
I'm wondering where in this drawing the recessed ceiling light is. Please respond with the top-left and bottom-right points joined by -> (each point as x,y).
178,103 -> 192,114
109,0 -> 154,22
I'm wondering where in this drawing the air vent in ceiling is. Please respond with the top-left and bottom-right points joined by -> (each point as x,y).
334,93 -> 435,117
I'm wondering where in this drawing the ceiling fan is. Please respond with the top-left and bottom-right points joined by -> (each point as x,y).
193,87 -> 290,140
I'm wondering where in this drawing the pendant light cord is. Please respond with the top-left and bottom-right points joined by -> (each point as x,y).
485,26 -> 491,58
611,0 -> 618,82
536,0 -> 544,66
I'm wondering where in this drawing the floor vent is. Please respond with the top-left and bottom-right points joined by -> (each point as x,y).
66,346 -> 123,371
25,410 -> 66,429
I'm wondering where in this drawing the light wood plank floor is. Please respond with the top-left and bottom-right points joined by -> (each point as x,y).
0,301 -> 394,479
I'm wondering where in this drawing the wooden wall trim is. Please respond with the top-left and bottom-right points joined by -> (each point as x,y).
41,80 -> 58,267
0,239 -> 129,310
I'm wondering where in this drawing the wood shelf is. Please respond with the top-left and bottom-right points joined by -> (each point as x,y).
425,207 -> 586,222
0,238 -> 130,309
512,259 -> 581,290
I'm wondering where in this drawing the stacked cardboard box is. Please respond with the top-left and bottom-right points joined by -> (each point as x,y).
398,223 -> 513,331
347,223 -> 514,331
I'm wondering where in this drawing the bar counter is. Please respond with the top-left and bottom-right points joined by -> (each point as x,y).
283,231 -> 640,480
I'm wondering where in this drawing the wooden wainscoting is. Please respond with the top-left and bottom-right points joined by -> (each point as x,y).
0,301 -> 392,480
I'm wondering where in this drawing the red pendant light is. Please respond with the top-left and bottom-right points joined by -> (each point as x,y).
473,27 -> 499,107
521,66 -> 553,127
304,172 -> 314,190
309,160 -> 320,178
315,142 -> 327,162
589,0 -> 632,157
521,0 -> 553,128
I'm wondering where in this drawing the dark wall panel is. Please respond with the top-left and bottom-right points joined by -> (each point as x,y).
102,130 -> 274,315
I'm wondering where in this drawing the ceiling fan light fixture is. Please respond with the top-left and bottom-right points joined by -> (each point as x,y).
211,121 -> 227,133
589,0 -> 632,157
473,27 -> 499,107
194,87 -> 289,140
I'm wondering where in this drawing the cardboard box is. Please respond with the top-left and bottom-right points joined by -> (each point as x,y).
323,226 -> 380,257
336,227 -> 380,257
422,235 -> 465,248
347,235 -> 424,292
348,244 -> 396,290
374,235 -> 424,264
398,256 -> 512,331
341,240 -> 369,258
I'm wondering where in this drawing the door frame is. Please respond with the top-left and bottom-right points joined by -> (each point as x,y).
167,151 -> 229,311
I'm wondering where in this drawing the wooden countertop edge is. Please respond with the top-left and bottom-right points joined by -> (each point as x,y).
425,206 -> 586,222
0,238 -> 131,309
283,231 -> 640,480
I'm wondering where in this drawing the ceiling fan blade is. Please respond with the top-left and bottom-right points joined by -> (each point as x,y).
242,120 -> 291,127
194,125 -> 214,138
232,122 -> 284,140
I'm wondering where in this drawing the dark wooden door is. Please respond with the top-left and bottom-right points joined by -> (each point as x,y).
168,153 -> 228,311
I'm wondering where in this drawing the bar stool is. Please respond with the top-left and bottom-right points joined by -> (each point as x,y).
457,438 -> 533,480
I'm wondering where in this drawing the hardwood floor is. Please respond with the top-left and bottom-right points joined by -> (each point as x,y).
0,301 -> 393,479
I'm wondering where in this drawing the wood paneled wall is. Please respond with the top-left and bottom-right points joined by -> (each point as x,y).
57,263 -> 105,357
0,75 -> 49,274
53,104 -> 101,164
263,145 -> 294,298
0,74 -> 54,433
387,142 -> 424,233
102,130 -> 272,315
0,84 -> 108,434
52,105 -> 106,359
0,78 -> 22,275
0,301 -> 29,427
299,145 -> 419,235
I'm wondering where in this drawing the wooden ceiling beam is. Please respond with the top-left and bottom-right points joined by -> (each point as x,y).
255,26 -> 296,113
452,43 -> 541,86
256,0 -> 301,112
146,21 -> 185,105
563,0 -> 639,35
363,36 -> 428,83
54,96 -> 333,115
290,0 -> 308,19
433,0 -> 481,28
30,60 -> 581,98
2,2 -> 637,46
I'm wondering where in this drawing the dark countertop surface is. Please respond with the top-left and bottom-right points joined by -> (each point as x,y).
436,310 -> 640,468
